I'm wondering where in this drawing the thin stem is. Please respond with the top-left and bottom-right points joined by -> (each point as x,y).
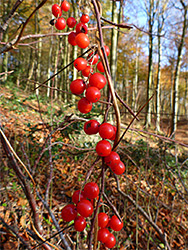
33,46 -> 95,92
88,164 -> 105,250
114,93 -> 154,149
91,0 -> 121,150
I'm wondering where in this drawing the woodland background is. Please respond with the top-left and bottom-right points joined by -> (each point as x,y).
0,0 -> 188,249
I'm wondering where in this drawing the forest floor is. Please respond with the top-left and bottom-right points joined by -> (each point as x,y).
0,85 -> 188,250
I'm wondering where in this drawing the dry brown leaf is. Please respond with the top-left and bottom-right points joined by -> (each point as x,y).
17,197 -> 28,207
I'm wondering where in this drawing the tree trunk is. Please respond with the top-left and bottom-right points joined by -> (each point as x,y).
145,22 -> 153,128
54,39 -> 59,100
123,60 -> 129,117
34,0 -> 41,96
133,39 -> 139,112
110,1 -> 118,84
25,48 -> 34,91
71,45 -> 78,103
1,0 -> 11,83
47,36 -> 53,98
35,37 -> 42,96
2,32 -> 9,83
170,1 -> 187,136
62,35 -> 68,103
155,17 -> 163,133
156,38 -> 161,132
184,74 -> 188,118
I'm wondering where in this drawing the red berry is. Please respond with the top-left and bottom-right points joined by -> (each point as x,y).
61,0 -> 70,11
99,123 -> 115,139
104,151 -> 120,167
74,58 -> 87,71
111,161 -> 125,175
82,66 -> 93,77
104,45 -> 110,57
87,52 -> 99,65
109,215 -> 123,231
77,97 -> 92,114
75,33 -> 90,49
74,216 -> 86,231
72,190 -> 85,204
98,212 -> 109,228
68,32 -> 77,46
84,120 -> 100,135
109,126 -> 117,140
96,140 -> 112,157
70,79 -> 86,95
80,14 -> 90,23
61,204 -> 77,222
97,61 -> 105,72
67,17 -> 76,28
104,233 -> 116,248
98,228 -> 110,243
52,4 -> 62,17
89,73 -> 106,90
77,199 -> 93,217
85,87 -> 101,103
76,23 -> 88,34
55,18 -> 66,30
84,182 -> 99,199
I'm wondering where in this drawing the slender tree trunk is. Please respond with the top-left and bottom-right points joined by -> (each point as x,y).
110,1 -> 118,84
36,37 -> 42,96
123,60 -> 129,117
54,39 -> 59,100
1,0 -> 11,83
170,1 -> 187,136
62,35 -> 68,103
34,0 -> 41,96
156,42 -> 161,132
71,45 -> 78,103
156,20 -> 163,132
170,64 -> 174,112
47,35 -> 53,98
145,24 -> 153,128
66,37 -> 71,103
144,0 -> 160,128
184,74 -> 188,118
25,48 -> 34,91
2,32 -> 9,83
133,40 -> 139,112
70,0 -> 78,103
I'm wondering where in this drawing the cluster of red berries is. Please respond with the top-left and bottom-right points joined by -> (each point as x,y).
84,119 -> 125,175
52,2 -> 111,114
61,182 -> 123,248
98,213 -> 123,248
51,1 -> 90,49
61,182 -> 98,232
70,71 -> 108,114
70,47 -> 110,114
69,45 -> 110,113
51,3 -> 124,248
51,1 -> 71,30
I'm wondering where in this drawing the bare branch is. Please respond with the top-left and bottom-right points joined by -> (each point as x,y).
0,0 -> 24,41
0,0 -> 48,53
